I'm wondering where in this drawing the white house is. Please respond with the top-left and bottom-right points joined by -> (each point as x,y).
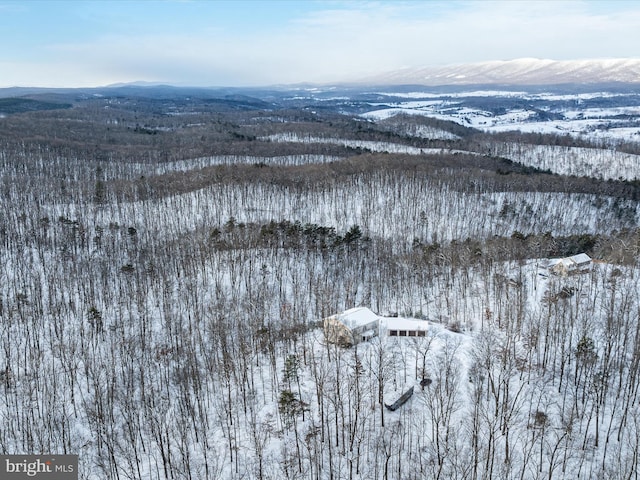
547,253 -> 592,276
324,308 -> 430,346
323,307 -> 380,346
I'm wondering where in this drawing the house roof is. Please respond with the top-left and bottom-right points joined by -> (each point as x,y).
547,258 -> 572,268
381,317 -> 430,331
569,253 -> 591,264
547,253 -> 592,269
337,307 -> 379,329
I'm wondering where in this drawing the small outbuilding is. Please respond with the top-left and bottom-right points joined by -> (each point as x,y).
548,253 -> 592,276
323,307 -> 380,346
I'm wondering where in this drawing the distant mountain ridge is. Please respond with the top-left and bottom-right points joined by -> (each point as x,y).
364,58 -> 640,86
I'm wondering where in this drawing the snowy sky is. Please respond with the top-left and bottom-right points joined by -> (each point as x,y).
1,0 -> 639,88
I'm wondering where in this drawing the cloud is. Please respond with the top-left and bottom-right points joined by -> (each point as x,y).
3,0 -> 640,87
0,60 -> 124,88
443,1 -> 640,61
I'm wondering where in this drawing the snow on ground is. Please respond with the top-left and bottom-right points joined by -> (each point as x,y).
486,118 -> 640,141
489,142 -> 640,180
3,186 -> 639,478
361,91 -> 640,143
563,106 -> 640,119
375,116 -> 461,140
98,154 -> 344,179
307,259 -> 640,479
261,133 -> 439,155
38,176 -> 639,251
61,188 -> 640,298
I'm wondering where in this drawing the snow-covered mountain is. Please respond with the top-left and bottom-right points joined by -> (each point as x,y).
365,58 -> 640,86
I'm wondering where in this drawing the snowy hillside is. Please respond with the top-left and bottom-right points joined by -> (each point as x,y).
0,86 -> 639,479
361,88 -> 640,143
488,143 -> 640,181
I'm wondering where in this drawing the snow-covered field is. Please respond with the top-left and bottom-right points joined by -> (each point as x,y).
361,90 -> 640,143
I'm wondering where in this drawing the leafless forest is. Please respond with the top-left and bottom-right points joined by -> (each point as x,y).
1,88 -> 640,479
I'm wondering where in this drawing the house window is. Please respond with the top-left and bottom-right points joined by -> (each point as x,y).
408,330 -> 416,337
399,331 -> 407,337
389,330 -> 398,337
417,331 -> 426,337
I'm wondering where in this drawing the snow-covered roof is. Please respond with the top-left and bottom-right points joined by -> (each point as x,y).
547,253 -> 591,269
570,253 -> 591,264
547,258 -> 572,268
381,317 -> 429,331
336,307 -> 379,329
